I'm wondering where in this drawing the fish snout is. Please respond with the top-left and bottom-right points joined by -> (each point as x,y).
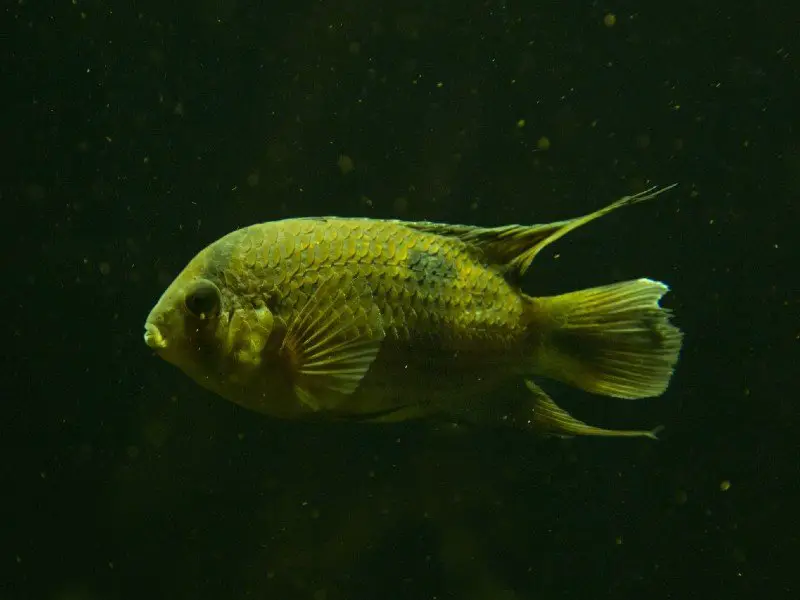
144,322 -> 168,349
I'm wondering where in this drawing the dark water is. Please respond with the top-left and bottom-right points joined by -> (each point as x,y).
4,0 -> 797,598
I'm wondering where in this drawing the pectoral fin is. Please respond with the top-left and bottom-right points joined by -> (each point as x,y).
282,276 -> 385,410
525,380 -> 662,439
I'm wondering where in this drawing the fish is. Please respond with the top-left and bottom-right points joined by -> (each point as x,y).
144,185 -> 683,439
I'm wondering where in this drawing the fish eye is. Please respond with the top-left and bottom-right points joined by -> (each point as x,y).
184,280 -> 221,319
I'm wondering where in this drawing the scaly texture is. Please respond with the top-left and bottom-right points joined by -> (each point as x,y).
216,218 -> 527,351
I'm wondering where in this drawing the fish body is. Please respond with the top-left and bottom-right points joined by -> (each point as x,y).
144,186 -> 683,438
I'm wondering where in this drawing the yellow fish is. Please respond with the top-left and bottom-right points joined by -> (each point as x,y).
144,185 -> 683,438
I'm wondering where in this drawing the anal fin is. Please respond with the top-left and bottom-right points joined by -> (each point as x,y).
525,380 -> 662,439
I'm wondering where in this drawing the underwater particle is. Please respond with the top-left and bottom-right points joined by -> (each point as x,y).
674,489 -> 688,505
246,172 -> 260,187
348,41 -> 361,55
604,13 -> 617,27
516,118 -> 526,128
144,420 -> 170,449
52,581 -> 96,600
266,140 -> 290,164
635,133 -> 651,149
436,81 -> 444,88
25,183 -> 46,202
393,196 -> 409,214
536,136 -> 551,151
720,480 -> 731,491
337,154 -> 355,175
99,261 -> 111,276
731,545 -> 747,563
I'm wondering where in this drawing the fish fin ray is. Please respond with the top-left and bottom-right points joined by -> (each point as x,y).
282,275 -> 385,409
402,184 -> 677,276
508,184 -> 678,275
523,380 -> 662,439
402,220 -> 571,267
525,278 -> 683,399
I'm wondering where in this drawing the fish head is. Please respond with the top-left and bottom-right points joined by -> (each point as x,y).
144,251 -> 224,365
143,240 -> 278,401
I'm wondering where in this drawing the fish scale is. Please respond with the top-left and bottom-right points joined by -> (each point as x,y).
226,218 -> 524,347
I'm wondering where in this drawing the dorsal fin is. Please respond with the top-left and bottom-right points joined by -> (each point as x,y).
402,219 -> 572,268
404,184 -> 678,276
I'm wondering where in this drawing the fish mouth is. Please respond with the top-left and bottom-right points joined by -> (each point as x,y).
144,322 -> 168,349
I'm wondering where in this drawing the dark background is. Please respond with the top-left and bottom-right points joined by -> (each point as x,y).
3,0 -> 798,599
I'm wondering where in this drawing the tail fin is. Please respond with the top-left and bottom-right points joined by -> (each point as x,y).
525,278 -> 683,399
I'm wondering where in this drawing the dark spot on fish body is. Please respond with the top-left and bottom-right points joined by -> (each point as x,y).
406,247 -> 457,292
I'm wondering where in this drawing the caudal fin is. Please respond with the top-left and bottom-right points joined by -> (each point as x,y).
526,278 -> 683,399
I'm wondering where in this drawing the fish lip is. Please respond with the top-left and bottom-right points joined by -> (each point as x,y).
144,322 -> 168,349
